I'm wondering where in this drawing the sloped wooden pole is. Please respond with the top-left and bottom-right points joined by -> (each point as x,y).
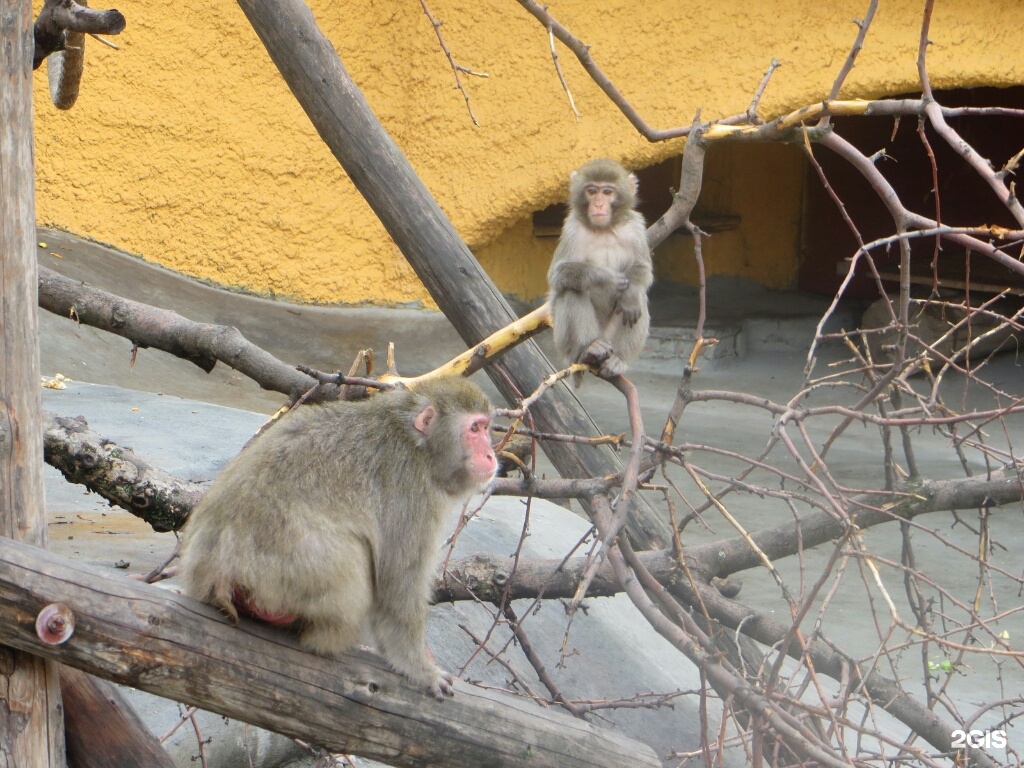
0,536 -> 660,768
231,0 -> 671,549
60,667 -> 175,768
0,0 -> 65,762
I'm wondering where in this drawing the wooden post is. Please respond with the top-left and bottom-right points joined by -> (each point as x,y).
0,0 -> 66,763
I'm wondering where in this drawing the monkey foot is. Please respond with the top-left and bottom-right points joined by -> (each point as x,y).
580,339 -> 613,368
598,354 -> 628,378
431,670 -> 456,700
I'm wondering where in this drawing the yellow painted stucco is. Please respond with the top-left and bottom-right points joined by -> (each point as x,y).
32,0 -> 1024,306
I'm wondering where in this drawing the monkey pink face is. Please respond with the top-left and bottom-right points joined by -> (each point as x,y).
464,413 -> 498,485
585,183 -> 619,228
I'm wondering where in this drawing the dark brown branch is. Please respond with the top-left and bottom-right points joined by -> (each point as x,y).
33,0 -> 124,69
418,0 -> 488,126
38,266 -> 318,401
819,131 -> 1024,277
514,0 -> 756,142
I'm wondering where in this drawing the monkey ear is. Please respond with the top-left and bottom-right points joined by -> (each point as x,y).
628,172 -> 639,196
413,405 -> 437,436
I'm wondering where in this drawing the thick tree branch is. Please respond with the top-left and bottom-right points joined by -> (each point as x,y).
0,537 -> 660,768
444,473 -> 1024,604
42,411 -> 203,532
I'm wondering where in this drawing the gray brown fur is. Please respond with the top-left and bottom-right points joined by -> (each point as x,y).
179,377 -> 495,699
547,158 -> 653,385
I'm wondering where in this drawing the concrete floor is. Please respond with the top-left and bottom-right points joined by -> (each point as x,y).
36,229 -> 1024,765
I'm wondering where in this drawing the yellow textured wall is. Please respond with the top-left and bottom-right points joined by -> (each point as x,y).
651,143 -> 806,289
33,0 -> 1024,305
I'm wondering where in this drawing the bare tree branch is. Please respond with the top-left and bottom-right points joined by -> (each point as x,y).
33,0 -> 124,69
39,266 -> 319,401
42,411 -> 203,532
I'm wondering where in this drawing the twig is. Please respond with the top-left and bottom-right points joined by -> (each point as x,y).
419,0 -> 488,126
547,25 -> 581,121
501,604 -> 586,718
295,365 -> 395,393
457,624 -> 542,700
746,58 -> 781,123
823,0 -> 879,106
137,544 -> 180,584
495,363 -> 580,419
515,0 -> 756,141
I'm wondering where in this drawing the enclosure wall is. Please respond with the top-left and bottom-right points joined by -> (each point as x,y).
32,0 -> 1024,305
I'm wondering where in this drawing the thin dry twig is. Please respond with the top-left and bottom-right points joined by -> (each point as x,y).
548,25 -> 580,121
419,0 -> 489,126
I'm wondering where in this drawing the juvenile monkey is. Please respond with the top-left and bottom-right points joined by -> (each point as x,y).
547,158 -> 653,385
179,377 -> 497,699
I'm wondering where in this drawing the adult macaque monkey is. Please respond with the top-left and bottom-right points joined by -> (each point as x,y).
179,377 -> 497,700
547,158 -> 653,385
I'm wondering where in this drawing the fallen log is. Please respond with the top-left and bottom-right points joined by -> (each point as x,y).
0,537 -> 659,768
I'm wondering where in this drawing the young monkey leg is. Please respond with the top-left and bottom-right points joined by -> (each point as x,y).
582,313 -> 632,379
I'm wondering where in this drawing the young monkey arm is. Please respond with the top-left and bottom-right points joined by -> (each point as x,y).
615,256 -> 653,327
549,260 -> 622,294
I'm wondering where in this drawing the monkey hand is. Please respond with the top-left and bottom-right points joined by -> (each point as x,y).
585,267 -> 628,293
617,303 -> 643,327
